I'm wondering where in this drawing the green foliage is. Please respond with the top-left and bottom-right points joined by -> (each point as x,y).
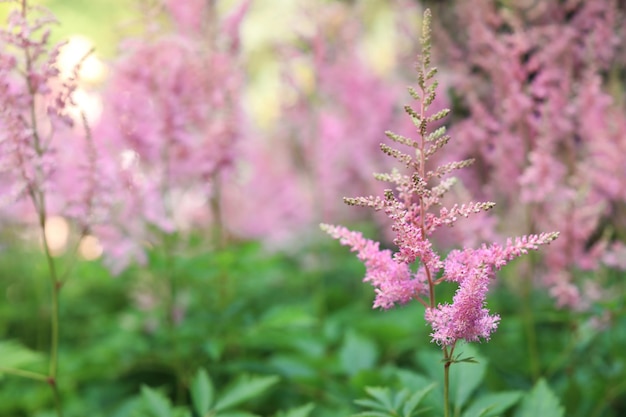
129,370 -> 279,417
514,379 -> 564,417
339,330 -> 379,376
0,234 -> 623,416
190,369 -> 214,415
214,374 -> 279,411
0,340 -> 45,375
461,392 -> 522,417
140,386 -> 177,417
353,384 -> 435,417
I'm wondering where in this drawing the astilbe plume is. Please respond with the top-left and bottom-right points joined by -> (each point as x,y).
321,9 -> 558,348
0,0 -> 106,238
431,0 -> 626,310
0,2 -> 108,412
94,1 -> 249,273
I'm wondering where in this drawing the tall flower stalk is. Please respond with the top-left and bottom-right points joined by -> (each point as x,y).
0,1 -> 102,415
321,9 -> 558,416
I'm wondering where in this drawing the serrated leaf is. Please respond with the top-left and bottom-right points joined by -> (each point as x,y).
275,403 -> 315,417
464,408 -> 491,417
214,375 -> 279,411
395,370 -> 437,392
0,340 -> 45,372
339,331 -> 378,376
364,386 -> 394,410
392,390 -> 409,409
514,379 -> 564,417
352,412 -> 393,417
140,386 -> 172,417
462,391 -> 522,417
402,383 -> 435,417
354,398 -> 390,412
416,351 -> 443,382
397,368 -> 443,414
190,368 -> 214,416
215,412 -> 258,417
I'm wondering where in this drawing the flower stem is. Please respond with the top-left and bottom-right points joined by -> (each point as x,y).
444,360 -> 451,417
38,211 -> 63,417
49,377 -> 63,417
22,0 -> 62,409
442,342 -> 456,417
40,221 -> 60,377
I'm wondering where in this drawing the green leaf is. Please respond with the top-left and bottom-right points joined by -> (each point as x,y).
449,345 -> 487,409
352,412 -> 394,417
339,331 -> 379,376
274,403 -> 315,417
363,387 -> 394,410
172,407 -> 192,417
453,356 -> 478,364
215,412 -> 258,417
514,379 -> 564,417
190,368 -> 214,416
403,384 -> 436,417
462,391 -> 522,417
140,385 -> 172,417
354,398 -> 390,412
392,390 -> 409,409
214,375 -> 279,411
396,369 -> 442,414
258,305 -> 316,329
0,340 -> 45,373
415,351 -> 443,382
464,408 -> 491,417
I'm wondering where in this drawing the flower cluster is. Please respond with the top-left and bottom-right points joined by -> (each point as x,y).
0,0 -> 105,234
433,0 -> 626,310
322,9 -> 558,346
93,1 -> 249,272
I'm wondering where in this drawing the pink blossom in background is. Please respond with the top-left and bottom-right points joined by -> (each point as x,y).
165,0 -> 207,33
93,1 -> 249,272
432,0 -> 626,310
222,137 -> 315,245
0,2 -> 109,236
242,1 -> 449,239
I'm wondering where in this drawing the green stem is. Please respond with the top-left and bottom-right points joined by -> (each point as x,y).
0,367 -> 48,382
442,343 -> 456,417
36,200 -> 60,380
38,209 -> 63,417
444,359 -> 451,417
161,232 -> 187,404
50,378 -> 63,417
21,0 -> 62,411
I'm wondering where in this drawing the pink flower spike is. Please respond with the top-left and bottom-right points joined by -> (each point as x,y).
321,224 -> 428,309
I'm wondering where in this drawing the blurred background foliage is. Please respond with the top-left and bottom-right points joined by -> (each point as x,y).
1,0 -> 625,416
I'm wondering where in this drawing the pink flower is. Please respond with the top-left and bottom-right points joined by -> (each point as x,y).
426,232 -> 558,345
321,224 -> 428,309
323,8 -> 558,348
92,2 -> 249,271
